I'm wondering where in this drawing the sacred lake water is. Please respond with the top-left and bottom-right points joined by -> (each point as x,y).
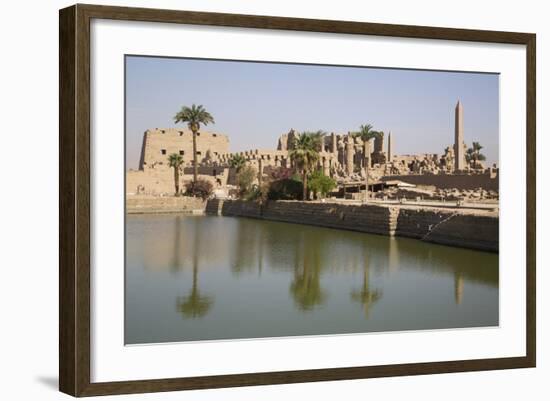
125,214 -> 498,344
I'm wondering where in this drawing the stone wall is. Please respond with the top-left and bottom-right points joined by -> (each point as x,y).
127,168 -> 174,195
381,173 -> 499,191
204,198 -> 225,215
220,200 -> 398,236
395,208 -> 498,252
139,128 -> 229,169
217,200 -> 498,252
221,199 -> 264,219
126,195 -> 206,214
126,167 -> 230,196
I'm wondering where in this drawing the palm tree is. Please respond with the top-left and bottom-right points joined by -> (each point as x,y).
229,154 -> 247,173
289,132 -> 323,200
174,104 -> 215,183
309,130 -> 326,152
168,153 -> 184,196
353,124 -> 381,202
465,141 -> 487,167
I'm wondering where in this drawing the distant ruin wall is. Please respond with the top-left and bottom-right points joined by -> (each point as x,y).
381,174 -> 498,191
126,196 -> 205,214
218,200 -> 498,252
139,128 -> 229,169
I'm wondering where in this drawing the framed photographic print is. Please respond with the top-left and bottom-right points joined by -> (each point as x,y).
59,3 -> 536,397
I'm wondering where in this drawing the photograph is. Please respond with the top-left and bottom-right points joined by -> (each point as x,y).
124,56 -> 500,344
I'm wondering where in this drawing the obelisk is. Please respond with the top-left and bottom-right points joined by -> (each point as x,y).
387,131 -> 392,162
454,101 -> 465,171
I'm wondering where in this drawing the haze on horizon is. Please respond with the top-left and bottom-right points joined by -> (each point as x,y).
125,56 -> 499,169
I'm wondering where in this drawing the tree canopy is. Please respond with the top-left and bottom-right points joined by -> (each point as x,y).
173,104 -> 215,132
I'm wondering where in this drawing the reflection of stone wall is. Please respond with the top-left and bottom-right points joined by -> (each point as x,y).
218,200 -> 498,252
381,173 -> 499,191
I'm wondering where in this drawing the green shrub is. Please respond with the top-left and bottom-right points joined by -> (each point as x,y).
243,186 -> 262,201
308,170 -> 336,199
268,178 -> 303,200
185,179 -> 213,200
236,165 -> 257,196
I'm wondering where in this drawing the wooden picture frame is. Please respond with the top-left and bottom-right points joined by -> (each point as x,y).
59,3 -> 536,397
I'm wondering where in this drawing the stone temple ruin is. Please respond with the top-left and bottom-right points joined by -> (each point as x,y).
126,101 -> 498,200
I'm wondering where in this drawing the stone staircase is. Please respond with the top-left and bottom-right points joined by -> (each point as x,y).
205,199 -> 225,215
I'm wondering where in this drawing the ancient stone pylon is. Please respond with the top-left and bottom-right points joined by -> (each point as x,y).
454,101 -> 465,172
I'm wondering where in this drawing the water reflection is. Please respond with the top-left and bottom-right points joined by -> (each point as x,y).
455,272 -> 464,305
289,232 -> 327,311
350,259 -> 382,317
125,214 -> 498,343
175,218 -> 214,318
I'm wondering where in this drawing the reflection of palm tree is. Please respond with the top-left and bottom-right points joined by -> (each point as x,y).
454,271 -> 464,305
350,261 -> 382,318
171,216 -> 182,273
290,270 -> 326,311
231,220 -> 258,275
176,218 -> 213,318
289,234 -> 327,311
176,263 -> 213,318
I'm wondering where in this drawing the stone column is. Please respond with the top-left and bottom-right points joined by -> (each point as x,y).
454,101 -> 465,171
346,137 -> 354,176
323,157 -> 329,176
374,135 -> 384,153
331,132 -> 337,154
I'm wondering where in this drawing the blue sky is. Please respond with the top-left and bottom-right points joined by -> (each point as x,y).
125,56 -> 499,169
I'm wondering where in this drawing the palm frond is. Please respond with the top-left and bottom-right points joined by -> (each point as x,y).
168,153 -> 184,167
174,104 -> 215,127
